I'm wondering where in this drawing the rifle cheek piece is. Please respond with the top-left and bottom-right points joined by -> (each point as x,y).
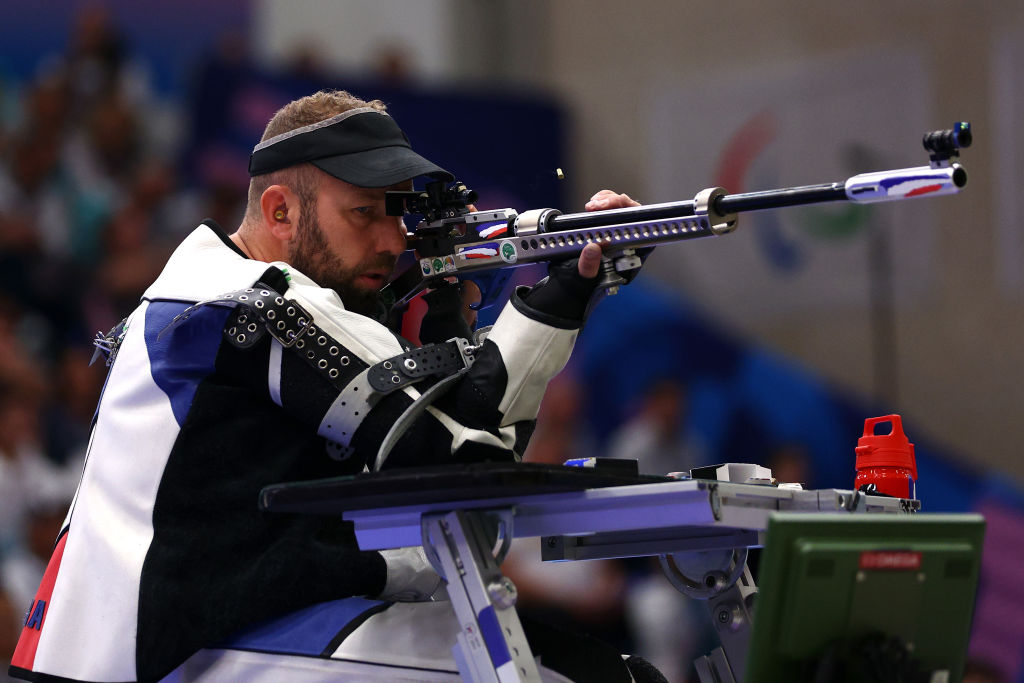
695,187 -> 738,236
514,208 -> 562,237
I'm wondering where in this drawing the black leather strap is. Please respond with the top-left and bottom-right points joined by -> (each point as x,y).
216,282 -> 477,462
222,283 -> 368,390
367,339 -> 476,394
221,283 -> 475,398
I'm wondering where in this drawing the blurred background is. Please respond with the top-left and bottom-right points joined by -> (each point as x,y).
0,1 -> 1021,681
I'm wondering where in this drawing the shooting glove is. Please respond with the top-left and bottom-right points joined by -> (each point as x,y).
419,281 -> 475,344
520,256 -> 603,324
523,246 -> 655,324
376,546 -> 449,602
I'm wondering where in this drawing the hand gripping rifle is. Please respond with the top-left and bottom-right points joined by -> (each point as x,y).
383,123 -> 971,312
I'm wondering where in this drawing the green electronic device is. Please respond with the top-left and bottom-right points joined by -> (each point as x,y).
745,513 -> 985,683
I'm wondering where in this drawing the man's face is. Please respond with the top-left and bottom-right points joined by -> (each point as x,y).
287,174 -> 410,316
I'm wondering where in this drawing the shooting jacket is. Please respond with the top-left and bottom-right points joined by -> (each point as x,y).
10,221 -> 580,683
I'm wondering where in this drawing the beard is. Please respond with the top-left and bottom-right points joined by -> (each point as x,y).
287,211 -> 396,318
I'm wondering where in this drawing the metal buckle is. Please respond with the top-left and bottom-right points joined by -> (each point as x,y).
453,337 -> 479,367
268,299 -> 314,348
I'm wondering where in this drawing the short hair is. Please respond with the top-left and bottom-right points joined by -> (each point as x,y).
243,90 -> 388,223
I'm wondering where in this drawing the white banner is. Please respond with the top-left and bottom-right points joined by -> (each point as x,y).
645,50 -> 938,321
993,30 -> 1024,296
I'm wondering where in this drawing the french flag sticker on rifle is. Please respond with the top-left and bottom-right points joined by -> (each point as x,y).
458,243 -> 499,260
476,222 -> 508,239
880,175 -> 944,198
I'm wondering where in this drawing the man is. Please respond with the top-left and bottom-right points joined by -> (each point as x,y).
10,90 -> 651,682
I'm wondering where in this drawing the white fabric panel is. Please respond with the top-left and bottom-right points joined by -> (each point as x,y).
143,227 -> 277,303
484,304 -> 579,425
432,407 -> 518,454
378,546 -> 443,601
34,303 -> 178,681
331,601 -> 459,671
166,602 -> 574,682
331,602 -> 573,683
165,647 -> 462,682
274,266 -> 407,364
268,339 -> 283,406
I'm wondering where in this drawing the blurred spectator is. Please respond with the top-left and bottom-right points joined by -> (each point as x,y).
0,73 -> 111,350
60,95 -> 142,264
197,179 -> 246,237
90,157 -> 180,321
285,43 -> 330,82
373,45 -> 415,84
719,404 -> 817,487
0,116 -> 70,262
0,380 -> 81,664
0,389 -> 74,534
962,657 -> 1008,683
502,535 -> 632,652
1,586 -> 18,681
14,69 -> 71,153
604,378 -> 732,681
606,378 -> 706,476
0,301 -> 47,404
122,158 -> 189,246
718,405 -> 773,467
514,373 -> 716,681
62,5 -> 153,115
41,346 -> 104,468
521,371 -> 598,464
1,491 -> 71,634
623,571 -> 709,683
1,484 -> 72,682
0,123 -> 96,353
504,373 -> 632,650
93,206 -> 166,320
766,441 -> 813,487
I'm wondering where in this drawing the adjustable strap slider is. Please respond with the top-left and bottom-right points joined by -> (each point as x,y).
367,338 -> 476,394
264,299 -> 314,348
218,286 -> 315,349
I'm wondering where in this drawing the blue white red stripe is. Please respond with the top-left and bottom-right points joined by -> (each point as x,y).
476,222 -> 508,239
11,531 -> 69,671
880,175 -> 945,198
459,244 -> 499,259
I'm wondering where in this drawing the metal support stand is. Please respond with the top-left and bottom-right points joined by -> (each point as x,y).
694,563 -> 757,683
660,548 -> 757,683
422,509 -> 541,683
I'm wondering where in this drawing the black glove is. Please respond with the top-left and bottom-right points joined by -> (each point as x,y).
521,256 -> 602,324
523,246 -> 655,324
419,280 -> 475,344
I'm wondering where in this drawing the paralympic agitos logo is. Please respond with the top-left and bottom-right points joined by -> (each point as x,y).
714,110 -> 876,272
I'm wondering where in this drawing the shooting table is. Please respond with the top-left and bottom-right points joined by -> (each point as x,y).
260,463 -> 915,683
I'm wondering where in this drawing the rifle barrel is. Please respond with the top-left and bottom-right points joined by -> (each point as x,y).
717,182 -> 847,213
547,163 -> 964,234
549,181 -> 850,233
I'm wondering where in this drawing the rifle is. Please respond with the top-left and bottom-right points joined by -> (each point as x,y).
382,122 -> 971,312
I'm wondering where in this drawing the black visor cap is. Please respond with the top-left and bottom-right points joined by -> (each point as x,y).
248,109 -> 454,188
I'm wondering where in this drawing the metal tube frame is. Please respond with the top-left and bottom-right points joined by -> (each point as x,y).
422,509 -> 541,683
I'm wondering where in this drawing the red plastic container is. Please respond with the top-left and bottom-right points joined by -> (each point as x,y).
854,414 -> 916,499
